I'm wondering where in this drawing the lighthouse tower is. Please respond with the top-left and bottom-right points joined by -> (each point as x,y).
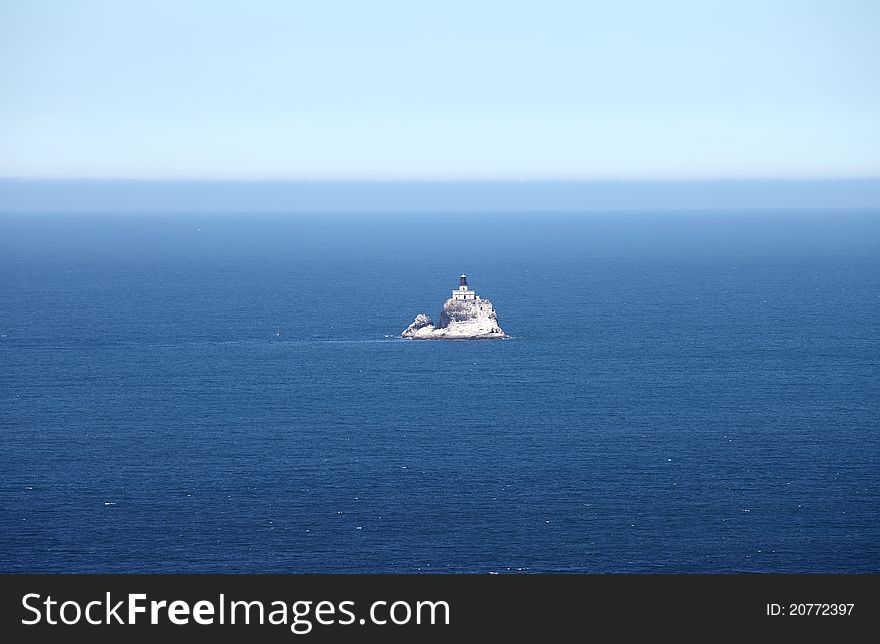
452,273 -> 477,301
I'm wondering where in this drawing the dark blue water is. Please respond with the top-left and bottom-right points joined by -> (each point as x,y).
1,211 -> 878,572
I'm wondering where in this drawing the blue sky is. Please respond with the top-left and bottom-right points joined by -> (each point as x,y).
1,0 -> 878,180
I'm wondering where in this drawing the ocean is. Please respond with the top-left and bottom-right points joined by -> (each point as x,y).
1,210 -> 878,572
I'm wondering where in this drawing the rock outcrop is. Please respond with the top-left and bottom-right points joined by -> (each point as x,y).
401,276 -> 507,340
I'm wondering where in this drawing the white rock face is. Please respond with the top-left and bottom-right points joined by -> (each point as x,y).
401,295 -> 507,340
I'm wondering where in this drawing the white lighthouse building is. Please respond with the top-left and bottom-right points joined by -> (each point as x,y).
452,274 -> 477,301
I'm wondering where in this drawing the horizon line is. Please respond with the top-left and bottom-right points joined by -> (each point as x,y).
3,176 -> 880,183
4,177 -> 879,212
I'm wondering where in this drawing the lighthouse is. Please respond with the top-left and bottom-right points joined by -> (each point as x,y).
401,271 -> 506,339
452,273 -> 477,301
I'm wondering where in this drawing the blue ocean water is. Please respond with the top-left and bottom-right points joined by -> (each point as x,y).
0,210 -> 878,573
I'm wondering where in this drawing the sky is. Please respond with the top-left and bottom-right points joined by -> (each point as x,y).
1,0 -> 879,181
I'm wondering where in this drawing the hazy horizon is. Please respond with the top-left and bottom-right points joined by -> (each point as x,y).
3,178 -> 880,213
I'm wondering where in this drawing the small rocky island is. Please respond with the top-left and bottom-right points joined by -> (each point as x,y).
401,274 -> 508,340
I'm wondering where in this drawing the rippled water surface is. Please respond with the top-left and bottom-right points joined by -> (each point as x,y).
1,211 -> 878,572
